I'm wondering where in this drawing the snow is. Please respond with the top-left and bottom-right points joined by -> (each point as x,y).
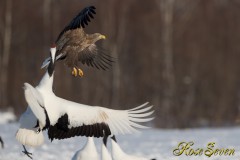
0,111 -> 239,160
0,121 -> 240,160
0,110 -> 16,124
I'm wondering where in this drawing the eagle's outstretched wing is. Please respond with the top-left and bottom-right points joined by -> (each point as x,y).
56,6 -> 96,41
78,45 -> 114,70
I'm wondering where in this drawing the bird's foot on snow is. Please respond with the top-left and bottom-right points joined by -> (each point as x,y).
22,145 -> 33,159
78,68 -> 84,77
71,67 -> 78,77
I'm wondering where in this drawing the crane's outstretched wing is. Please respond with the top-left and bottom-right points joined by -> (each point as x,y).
24,88 -> 154,141
56,6 -> 96,41
48,99 -> 154,141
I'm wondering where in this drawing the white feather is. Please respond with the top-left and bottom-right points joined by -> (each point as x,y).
24,83 -> 46,128
25,83 -> 154,137
66,103 -> 151,135
32,88 -> 154,135
128,102 -> 149,111
128,106 -> 153,114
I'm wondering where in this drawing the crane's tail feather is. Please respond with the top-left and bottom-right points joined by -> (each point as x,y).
16,128 -> 44,147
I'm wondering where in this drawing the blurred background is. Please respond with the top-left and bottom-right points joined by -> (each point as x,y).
1,0 -> 240,128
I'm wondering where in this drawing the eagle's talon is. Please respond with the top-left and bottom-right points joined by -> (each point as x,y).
78,69 -> 84,77
71,67 -> 78,77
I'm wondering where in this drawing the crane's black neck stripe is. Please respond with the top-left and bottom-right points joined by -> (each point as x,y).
111,135 -> 117,143
43,108 -> 50,130
47,60 -> 55,77
103,135 -> 108,146
34,120 -> 39,128
39,104 -> 50,131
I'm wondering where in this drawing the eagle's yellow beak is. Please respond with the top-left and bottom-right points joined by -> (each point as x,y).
100,35 -> 106,39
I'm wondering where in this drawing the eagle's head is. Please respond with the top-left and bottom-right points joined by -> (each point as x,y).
91,33 -> 106,42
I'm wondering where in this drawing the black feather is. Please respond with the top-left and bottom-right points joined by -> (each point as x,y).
83,18 -> 88,26
103,135 -> 108,146
85,15 -> 91,22
88,12 -> 94,19
111,135 -> 117,142
81,20 -> 85,28
90,9 -> 96,14
56,6 -> 96,41
48,121 -> 111,141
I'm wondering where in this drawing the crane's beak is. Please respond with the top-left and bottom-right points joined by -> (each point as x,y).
50,47 -> 56,63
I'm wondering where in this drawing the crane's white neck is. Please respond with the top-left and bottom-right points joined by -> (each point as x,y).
38,71 -> 54,91
102,143 -> 113,160
38,47 -> 56,91
111,139 -> 126,159
84,137 -> 96,151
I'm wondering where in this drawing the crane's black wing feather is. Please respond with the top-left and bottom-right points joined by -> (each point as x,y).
56,6 -> 96,41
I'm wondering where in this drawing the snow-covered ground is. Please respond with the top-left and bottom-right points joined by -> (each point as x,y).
0,110 -> 16,124
0,111 -> 239,160
0,121 -> 240,160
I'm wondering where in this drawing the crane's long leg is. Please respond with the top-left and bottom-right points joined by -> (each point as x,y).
0,136 -> 4,148
22,145 -> 33,159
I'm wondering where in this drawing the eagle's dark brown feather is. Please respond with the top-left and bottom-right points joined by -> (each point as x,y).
55,28 -> 114,70
56,6 -> 96,41
77,44 -> 114,70
42,6 -> 114,72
